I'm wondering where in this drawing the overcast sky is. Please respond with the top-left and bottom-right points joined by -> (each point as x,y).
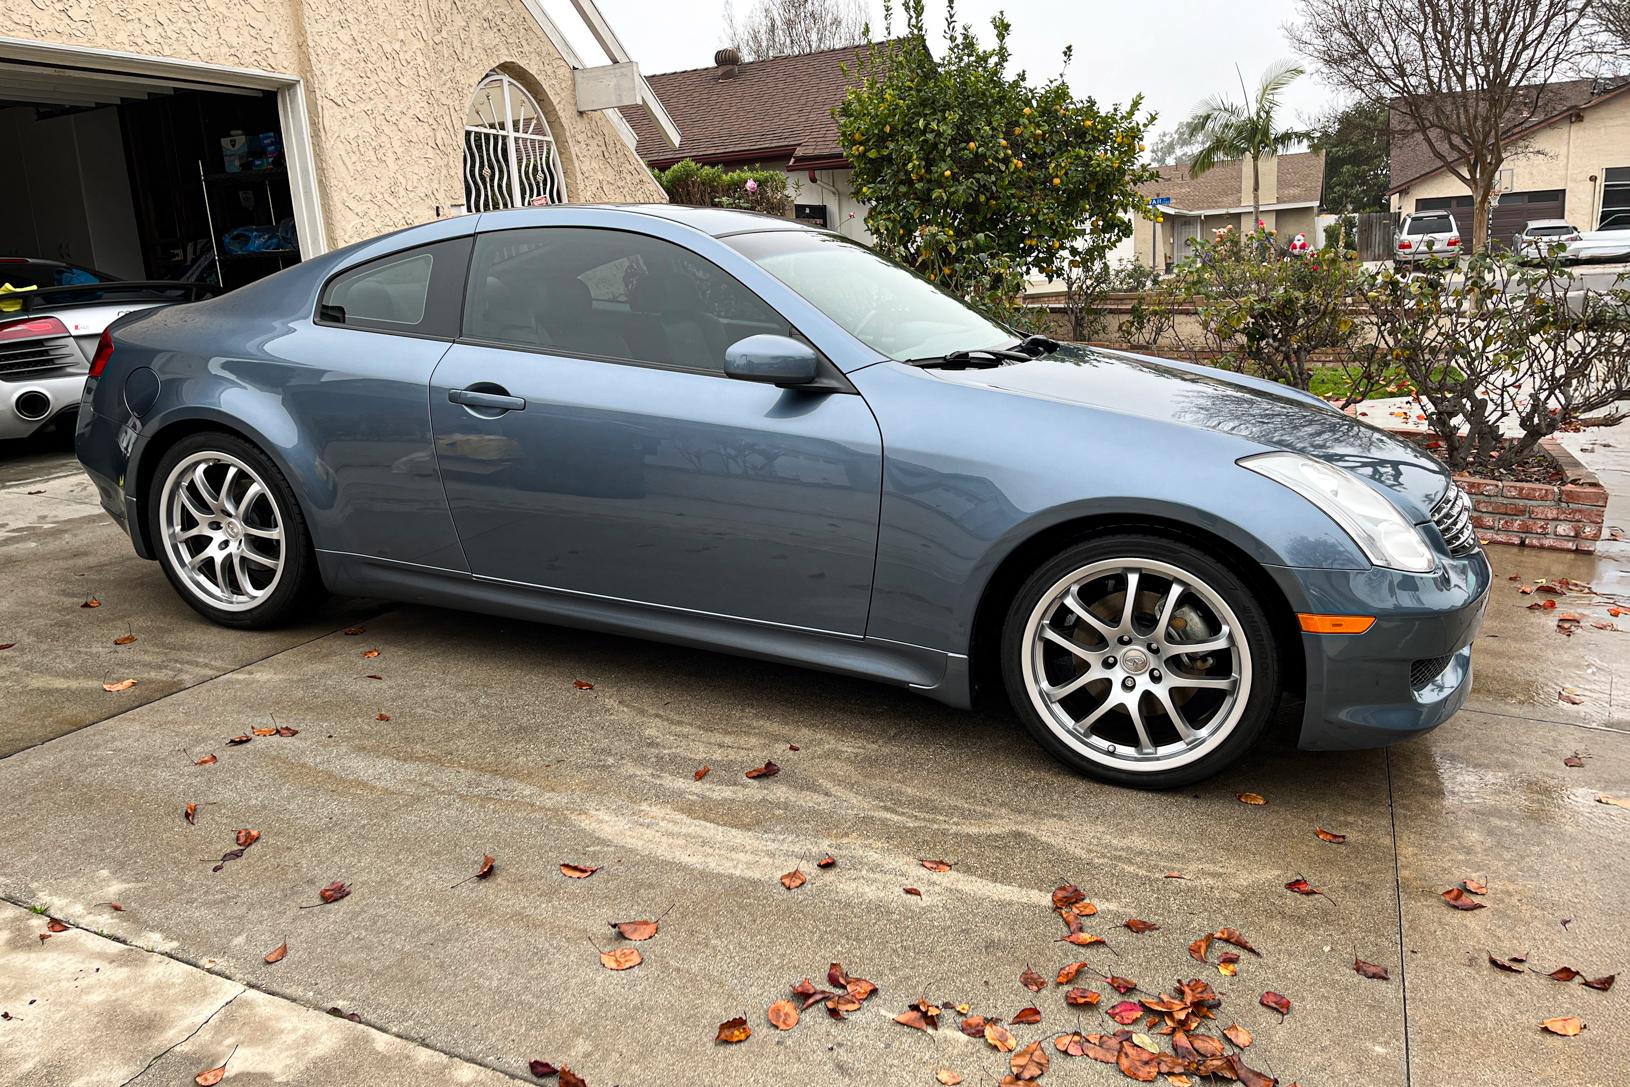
552,0 -> 1335,139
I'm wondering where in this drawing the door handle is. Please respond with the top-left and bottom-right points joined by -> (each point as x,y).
449,386 -> 526,413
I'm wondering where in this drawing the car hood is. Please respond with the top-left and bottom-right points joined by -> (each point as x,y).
925,344 -> 1451,520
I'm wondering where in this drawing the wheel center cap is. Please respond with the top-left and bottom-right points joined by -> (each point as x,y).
1121,648 -> 1150,675
223,521 -> 242,540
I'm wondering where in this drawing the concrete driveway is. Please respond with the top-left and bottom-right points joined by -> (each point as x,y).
2,442 -> 1626,1087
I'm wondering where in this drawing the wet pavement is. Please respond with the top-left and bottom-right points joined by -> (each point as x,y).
1,445 -> 1626,1087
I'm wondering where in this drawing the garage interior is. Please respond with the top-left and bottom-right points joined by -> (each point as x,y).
0,59 -> 300,289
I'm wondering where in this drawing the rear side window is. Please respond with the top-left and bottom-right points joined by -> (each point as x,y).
463,227 -> 794,373
1405,215 -> 1453,235
318,236 -> 471,338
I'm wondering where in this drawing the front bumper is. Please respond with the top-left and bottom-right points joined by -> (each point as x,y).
1269,550 -> 1492,750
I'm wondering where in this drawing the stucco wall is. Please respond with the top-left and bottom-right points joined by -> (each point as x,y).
1390,92 -> 1630,228
3,0 -> 665,249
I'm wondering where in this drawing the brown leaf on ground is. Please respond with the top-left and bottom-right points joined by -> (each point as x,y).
768,998 -> 799,1031
1489,952 -> 1524,973
1052,1031 -> 1088,1057
935,1070 -> 961,1085
1563,754 -> 1585,768
252,727 -> 277,736
1065,987 -> 1099,1006
558,1068 -> 585,1087
903,886 -> 922,897
264,941 -> 287,964
1541,1015 -> 1584,1036
572,679 -> 594,689
745,761 -> 781,779
894,1007 -> 936,1032
611,918 -> 658,941
113,634 -> 136,646
1259,991 -> 1291,1017
920,858 -> 952,873
1236,792 -> 1266,805
1442,887 -> 1486,910
825,993 -> 863,1018
1314,827 -> 1347,844
1051,883 -> 1087,910
1011,1006 -> 1041,1025
362,648 -> 380,659
958,1015 -> 987,1038
1116,1039 -> 1160,1082
1584,974 -> 1616,991
102,679 -> 136,693
1535,582 -> 1566,595
1009,1040 -> 1049,1080
1056,961 -> 1088,984
846,977 -> 877,1001
528,1059 -> 558,1077
1214,928 -> 1259,955
364,674 -> 383,680
599,947 -> 642,971
46,919 -> 67,933
559,864 -> 599,879
1559,688 -> 1586,704
1107,1000 -> 1142,1025
1020,965 -> 1046,992
828,963 -> 849,987
1124,918 -> 1159,933
817,854 -> 836,868
375,712 -> 391,721
194,1063 -> 228,1086
317,881 -> 351,904
984,1021 -> 1017,1052
342,625 -> 366,635
1284,877 -> 1329,899
779,868 -> 807,891
1598,794 -> 1630,809
275,726 -> 298,736
693,764 -> 709,780
1164,871 -> 1185,878
227,735 -> 252,746
1354,959 -> 1390,980
715,1016 -> 750,1042
1543,966 -> 1581,982
327,1007 -> 360,1022
1224,1023 -> 1252,1048
184,803 -> 197,824
1462,878 -> 1488,895
81,597 -> 101,609
1189,934 -> 1212,962
193,754 -> 217,766
1082,1033 -> 1124,1062
1062,932 -> 1107,948
235,829 -> 260,848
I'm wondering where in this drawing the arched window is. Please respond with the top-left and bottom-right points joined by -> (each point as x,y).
464,71 -> 567,211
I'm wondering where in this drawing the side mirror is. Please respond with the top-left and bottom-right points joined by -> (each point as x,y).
723,334 -> 820,388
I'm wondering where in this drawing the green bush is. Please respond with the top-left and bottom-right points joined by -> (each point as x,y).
653,159 -> 791,217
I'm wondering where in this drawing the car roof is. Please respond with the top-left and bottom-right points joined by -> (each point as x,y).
485,203 -> 817,238
1523,218 -> 1574,229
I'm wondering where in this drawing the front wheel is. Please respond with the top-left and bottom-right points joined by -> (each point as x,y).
1000,535 -> 1279,789
148,432 -> 323,628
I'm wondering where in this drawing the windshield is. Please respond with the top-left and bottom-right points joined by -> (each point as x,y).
723,230 -> 1014,361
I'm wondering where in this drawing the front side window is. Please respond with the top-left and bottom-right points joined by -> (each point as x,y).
318,236 -> 470,337
463,227 -> 793,372
723,230 -> 1014,362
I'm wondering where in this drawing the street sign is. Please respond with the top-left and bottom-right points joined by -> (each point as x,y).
1150,196 -> 1173,206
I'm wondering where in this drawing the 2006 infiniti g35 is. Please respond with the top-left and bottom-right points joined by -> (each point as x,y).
76,205 -> 1490,787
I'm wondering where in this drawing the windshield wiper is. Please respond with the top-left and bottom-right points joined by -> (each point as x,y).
1015,334 -> 1060,356
907,347 -> 1032,368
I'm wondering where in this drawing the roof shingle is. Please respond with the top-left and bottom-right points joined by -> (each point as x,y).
623,40 -> 899,167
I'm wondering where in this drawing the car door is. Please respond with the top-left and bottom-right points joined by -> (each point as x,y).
427,225 -> 883,636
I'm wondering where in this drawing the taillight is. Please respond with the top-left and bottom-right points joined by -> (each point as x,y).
1447,236 -> 1461,246
88,330 -> 114,378
1398,240 -> 1413,250
0,315 -> 69,343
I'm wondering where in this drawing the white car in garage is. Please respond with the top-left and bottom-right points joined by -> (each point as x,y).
0,259 -> 212,441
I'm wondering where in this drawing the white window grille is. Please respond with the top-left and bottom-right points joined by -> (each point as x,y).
464,72 -> 567,212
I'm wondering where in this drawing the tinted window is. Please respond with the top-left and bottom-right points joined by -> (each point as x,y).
464,227 -> 793,372
318,236 -> 471,337
0,262 -> 115,289
1528,224 -> 1576,236
1405,214 -> 1453,235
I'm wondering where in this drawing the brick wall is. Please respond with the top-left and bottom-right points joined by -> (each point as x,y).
1458,439 -> 1607,552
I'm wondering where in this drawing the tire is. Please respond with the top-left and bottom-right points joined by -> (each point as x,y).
999,534 -> 1279,789
147,431 -> 324,628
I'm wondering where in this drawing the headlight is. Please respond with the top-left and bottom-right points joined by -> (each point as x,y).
1240,451 -> 1436,573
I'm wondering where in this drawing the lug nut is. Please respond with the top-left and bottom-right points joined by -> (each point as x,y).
1121,677 -> 1137,690
1147,643 -> 1160,654
1117,634 -> 1133,645
1150,669 -> 1162,683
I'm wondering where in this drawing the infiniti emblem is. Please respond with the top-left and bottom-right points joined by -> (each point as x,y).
1121,649 -> 1149,675
224,521 -> 243,540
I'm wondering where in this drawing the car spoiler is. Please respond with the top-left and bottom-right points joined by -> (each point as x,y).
2,281 -> 220,313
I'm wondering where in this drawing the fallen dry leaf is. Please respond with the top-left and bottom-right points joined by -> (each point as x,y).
1124,918 -> 1159,934
1224,1022 -> 1252,1048
1462,878 -> 1488,895
984,1021 -> 1017,1052
1284,877 -> 1331,901
227,735 -> 252,746
235,829 -> 259,848
1314,827 -> 1347,844
1065,987 -> 1099,1006
1056,961 -> 1088,984
1236,792 -> 1266,805
694,765 -> 710,781
779,868 -> 807,891
1010,1006 -> 1040,1026
1559,688 -> 1586,705
559,863 -> 599,879
600,947 -> 642,971
1106,975 -> 1138,994
817,854 -> 836,868
1051,883 -> 1088,910
1541,1015 -> 1584,1036
572,679 -> 593,690
1597,794 -> 1630,809
102,679 -> 136,693
1107,1000 -> 1142,1025
715,1015 -> 750,1042
193,1046 -> 236,1086
768,998 -> 799,1031
1062,932 -> 1107,948
1442,887 -> 1486,910
193,754 -> 217,767
1116,1039 -> 1159,1082
528,1059 -> 558,1077
1020,965 -> 1046,992
745,760 -> 781,779
1009,1040 -> 1048,1080
1489,952 -> 1525,973
113,634 -> 136,646
275,726 -> 298,737
935,1070 -> 961,1085
1584,974 -> 1616,991
375,712 -> 391,721
252,727 -> 277,736
920,858 -> 952,873
364,674 -> 383,680
184,802 -> 198,824
81,597 -> 101,609
362,648 -> 380,659
343,625 -> 366,635
1563,754 -> 1585,768
264,941 -> 287,964
317,881 -> 351,904
1354,958 -> 1390,980
46,919 -> 67,933
1259,991 -> 1291,1017
903,886 -> 922,897
1543,966 -> 1581,982
558,1069 -> 584,1087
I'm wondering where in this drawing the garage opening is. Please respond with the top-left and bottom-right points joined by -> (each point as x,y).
0,59 -> 302,292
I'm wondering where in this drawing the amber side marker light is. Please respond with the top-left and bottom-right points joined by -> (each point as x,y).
1298,614 -> 1376,634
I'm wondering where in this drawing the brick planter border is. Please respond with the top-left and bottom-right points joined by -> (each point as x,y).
1456,437 -> 1607,553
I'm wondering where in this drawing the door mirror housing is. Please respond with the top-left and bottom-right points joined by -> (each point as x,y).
724,334 -> 821,388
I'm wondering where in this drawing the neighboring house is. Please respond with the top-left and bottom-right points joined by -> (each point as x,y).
0,0 -> 675,287
1129,151 -> 1326,270
1389,76 -> 1630,237
623,43 -> 890,243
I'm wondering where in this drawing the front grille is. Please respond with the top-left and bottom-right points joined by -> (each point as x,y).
1429,482 -> 1479,557
1410,653 -> 1454,691
0,335 -> 83,378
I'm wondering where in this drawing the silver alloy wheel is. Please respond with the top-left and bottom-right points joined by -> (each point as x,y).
1020,558 -> 1252,772
159,451 -> 286,613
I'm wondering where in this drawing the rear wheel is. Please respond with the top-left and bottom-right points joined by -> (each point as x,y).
148,433 -> 323,628
1000,534 -> 1279,789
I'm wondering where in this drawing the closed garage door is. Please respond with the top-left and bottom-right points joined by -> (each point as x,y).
1491,189 -> 1567,249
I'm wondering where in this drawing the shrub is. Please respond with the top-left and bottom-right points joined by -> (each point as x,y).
653,159 -> 791,217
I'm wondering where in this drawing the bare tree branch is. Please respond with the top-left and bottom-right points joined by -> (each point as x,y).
722,0 -> 869,60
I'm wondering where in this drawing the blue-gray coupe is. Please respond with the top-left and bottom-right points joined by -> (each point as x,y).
76,206 -> 1490,787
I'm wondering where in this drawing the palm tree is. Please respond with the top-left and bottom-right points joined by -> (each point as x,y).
1177,61 -> 1314,246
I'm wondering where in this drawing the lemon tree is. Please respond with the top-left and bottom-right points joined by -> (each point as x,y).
838,0 -> 1157,316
